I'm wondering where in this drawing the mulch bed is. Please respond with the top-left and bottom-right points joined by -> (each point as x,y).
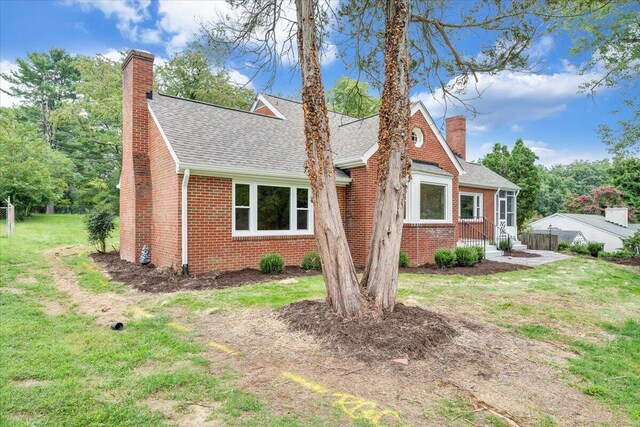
401,260 -> 530,276
505,251 -> 542,258
602,257 -> 640,267
89,251 -> 321,293
278,300 -> 458,363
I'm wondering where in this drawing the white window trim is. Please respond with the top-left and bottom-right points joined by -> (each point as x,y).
411,127 -> 424,148
405,173 -> 453,224
232,180 -> 314,237
459,191 -> 483,220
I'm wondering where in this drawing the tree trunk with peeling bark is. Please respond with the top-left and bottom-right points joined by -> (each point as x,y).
361,0 -> 412,311
295,0 -> 364,318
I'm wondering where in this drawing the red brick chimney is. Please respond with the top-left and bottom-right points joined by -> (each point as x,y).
120,50 -> 154,262
446,115 -> 466,160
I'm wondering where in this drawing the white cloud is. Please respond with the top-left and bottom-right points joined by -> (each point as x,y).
0,60 -> 20,108
64,0 -> 153,42
467,139 -> 607,166
413,67 -> 604,133
510,124 -> 522,133
228,69 -> 254,90
528,35 -> 554,59
321,42 -> 338,66
100,48 -> 125,62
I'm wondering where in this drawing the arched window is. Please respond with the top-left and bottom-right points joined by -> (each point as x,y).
411,128 -> 424,147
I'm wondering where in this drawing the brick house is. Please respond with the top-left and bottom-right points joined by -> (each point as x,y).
120,50 -> 522,274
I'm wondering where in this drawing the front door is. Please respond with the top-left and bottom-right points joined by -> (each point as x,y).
496,191 -> 517,238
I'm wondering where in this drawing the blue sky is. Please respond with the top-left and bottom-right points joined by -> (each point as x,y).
0,0 -> 624,166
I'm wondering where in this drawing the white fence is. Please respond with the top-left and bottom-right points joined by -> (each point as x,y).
1,197 -> 15,238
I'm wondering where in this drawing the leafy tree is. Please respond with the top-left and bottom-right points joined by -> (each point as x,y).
565,185 -> 637,221
565,1 -> 640,157
0,48 -> 79,149
326,76 -> 380,118
155,44 -> 255,110
608,157 -> 640,212
0,108 -> 75,219
482,139 -> 540,229
53,54 -> 123,210
535,166 -> 569,217
84,207 -> 116,253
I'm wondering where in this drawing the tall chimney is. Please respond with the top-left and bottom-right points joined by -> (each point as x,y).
446,115 -> 466,160
605,207 -> 628,228
120,50 -> 154,262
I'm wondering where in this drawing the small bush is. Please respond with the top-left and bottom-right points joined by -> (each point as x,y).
570,243 -> 589,255
300,251 -> 322,270
259,253 -> 285,274
558,241 -> 571,252
622,230 -> 640,256
399,250 -> 410,268
497,239 -> 513,252
586,241 -> 605,257
434,248 -> 457,269
84,207 -> 116,253
599,250 -> 633,259
474,246 -> 485,261
455,247 -> 479,267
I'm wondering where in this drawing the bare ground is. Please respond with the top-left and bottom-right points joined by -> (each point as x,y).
46,246 -> 626,426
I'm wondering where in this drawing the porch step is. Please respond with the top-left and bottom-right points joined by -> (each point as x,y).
485,249 -> 505,259
511,241 -> 528,251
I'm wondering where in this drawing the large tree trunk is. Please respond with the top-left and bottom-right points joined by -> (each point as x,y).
361,0 -> 412,311
295,0 -> 364,318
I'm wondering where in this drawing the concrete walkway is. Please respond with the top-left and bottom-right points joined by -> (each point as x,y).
491,250 -> 571,267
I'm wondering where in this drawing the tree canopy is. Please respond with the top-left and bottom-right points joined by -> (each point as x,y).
326,76 -> 380,118
482,139 -> 540,229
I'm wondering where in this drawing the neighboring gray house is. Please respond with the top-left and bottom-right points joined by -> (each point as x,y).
529,207 -> 639,251
530,228 -> 587,246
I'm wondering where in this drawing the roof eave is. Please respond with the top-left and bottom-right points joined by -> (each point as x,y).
177,162 -> 352,186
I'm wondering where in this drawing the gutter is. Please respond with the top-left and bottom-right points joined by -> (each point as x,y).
181,169 -> 190,276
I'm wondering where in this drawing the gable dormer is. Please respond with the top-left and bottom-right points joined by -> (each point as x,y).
250,94 -> 286,119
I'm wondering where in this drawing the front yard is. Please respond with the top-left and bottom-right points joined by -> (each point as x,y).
1,215 -> 638,426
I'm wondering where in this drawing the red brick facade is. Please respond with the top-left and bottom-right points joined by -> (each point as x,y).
120,50 -> 500,273
458,185 -> 497,241
120,51 -> 154,262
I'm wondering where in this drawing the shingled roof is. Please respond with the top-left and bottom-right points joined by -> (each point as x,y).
148,92 -> 518,190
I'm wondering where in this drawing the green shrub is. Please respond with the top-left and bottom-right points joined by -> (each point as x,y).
622,230 -> 640,256
434,248 -> 457,269
455,247 -> 479,267
259,253 -> 285,274
84,207 -> 116,253
474,246 -> 485,261
558,241 -> 571,252
300,251 -> 322,270
497,239 -> 513,252
586,242 -> 605,257
570,243 -> 590,255
599,250 -> 633,259
399,250 -> 410,268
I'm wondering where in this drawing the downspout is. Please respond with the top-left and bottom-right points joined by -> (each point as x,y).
181,169 -> 191,276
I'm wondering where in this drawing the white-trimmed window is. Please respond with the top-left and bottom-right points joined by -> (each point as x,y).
411,128 -> 424,147
233,181 -> 313,236
459,192 -> 483,219
404,173 -> 452,223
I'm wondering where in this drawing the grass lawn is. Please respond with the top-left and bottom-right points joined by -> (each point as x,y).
1,215 -> 639,426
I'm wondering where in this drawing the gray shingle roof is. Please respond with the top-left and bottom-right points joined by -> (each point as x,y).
458,159 -> 520,190
556,214 -> 640,238
148,92 -> 518,191
148,93 -> 351,181
412,161 -> 452,177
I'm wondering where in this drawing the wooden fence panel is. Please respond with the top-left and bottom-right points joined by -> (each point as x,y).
520,233 -> 558,251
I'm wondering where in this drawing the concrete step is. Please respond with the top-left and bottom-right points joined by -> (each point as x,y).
512,241 -> 527,251
485,249 -> 504,259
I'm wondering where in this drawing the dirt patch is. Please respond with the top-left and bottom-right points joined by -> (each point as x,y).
180,306 -> 623,427
603,257 -> 640,267
15,277 -> 37,284
401,259 -> 530,276
1,287 -> 25,294
41,300 -> 66,316
90,251 -> 321,293
507,251 -> 542,258
14,379 -> 50,387
279,301 -> 457,363
143,397 -> 221,426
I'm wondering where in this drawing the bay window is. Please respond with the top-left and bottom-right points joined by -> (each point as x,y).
405,173 -> 452,223
233,181 -> 312,236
